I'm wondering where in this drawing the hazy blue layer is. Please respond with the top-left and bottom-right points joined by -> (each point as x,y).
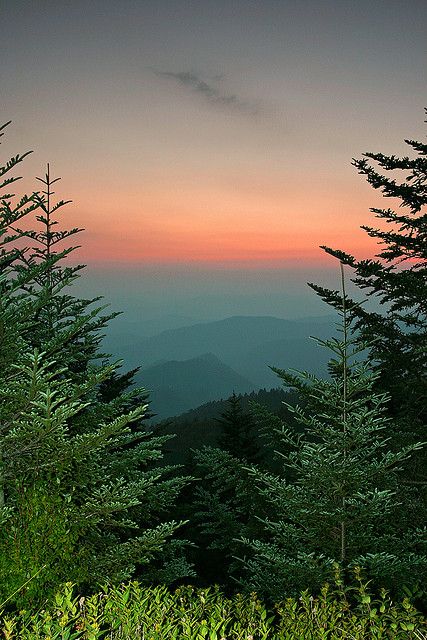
73,263 -> 350,327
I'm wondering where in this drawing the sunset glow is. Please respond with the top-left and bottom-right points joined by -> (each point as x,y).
2,1 -> 425,275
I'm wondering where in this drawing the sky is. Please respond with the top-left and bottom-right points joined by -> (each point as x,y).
1,0 -> 426,322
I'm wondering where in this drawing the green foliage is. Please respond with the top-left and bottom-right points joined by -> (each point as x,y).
0,485 -> 81,607
188,445 -> 265,586
173,390 -> 301,587
216,392 -> 261,462
1,574 -> 425,639
309,111 -> 427,483
237,269 -> 426,600
0,330 -> 187,606
0,122 -> 192,606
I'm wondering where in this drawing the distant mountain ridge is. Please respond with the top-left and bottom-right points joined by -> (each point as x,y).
104,314 -> 336,417
118,314 -> 335,383
135,352 -> 255,419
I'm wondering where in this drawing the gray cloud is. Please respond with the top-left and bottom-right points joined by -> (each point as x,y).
153,70 -> 258,116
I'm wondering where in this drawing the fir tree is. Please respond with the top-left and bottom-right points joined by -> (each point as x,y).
237,265 -> 426,601
189,445 -> 265,587
216,391 -> 260,462
157,389 -> 300,587
0,122 -> 192,605
11,162 -> 116,375
309,112 -> 427,484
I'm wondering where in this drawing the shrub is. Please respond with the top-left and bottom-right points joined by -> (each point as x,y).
1,572 -> 425,639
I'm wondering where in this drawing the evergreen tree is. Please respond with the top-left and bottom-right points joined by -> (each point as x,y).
11,162 -> 116,375
189,445 -> 265,588
0,122 -> 191,606
309,112 -> 427,483
237,266 -> 426,601
216,391 -> 260,462
157,389 -> 300,587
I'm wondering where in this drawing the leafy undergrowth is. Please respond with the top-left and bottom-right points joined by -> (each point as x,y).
1,580 -> 426,640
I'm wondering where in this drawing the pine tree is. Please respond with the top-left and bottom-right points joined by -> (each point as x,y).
11,162 -> 116,375
189,445 -> 265,587
309,112 -> 427,483
159,389 -> 300,587
237,266 -> 426,601
0,122 -> 191,605
216,392 -> 260,462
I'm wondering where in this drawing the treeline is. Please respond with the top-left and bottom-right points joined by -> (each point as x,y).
153,387 -> 300,466
0,114 -> 426,612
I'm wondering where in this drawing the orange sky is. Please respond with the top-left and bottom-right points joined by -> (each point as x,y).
2,1 -> 425,269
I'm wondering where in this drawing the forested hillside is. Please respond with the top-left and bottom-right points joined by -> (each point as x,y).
152,387 -> 299,464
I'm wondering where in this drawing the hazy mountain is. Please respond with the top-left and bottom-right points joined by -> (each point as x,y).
115,315 -> 335,387
135,352 -> 255,419
102,314 -> 200,354
236,334 -> 329,387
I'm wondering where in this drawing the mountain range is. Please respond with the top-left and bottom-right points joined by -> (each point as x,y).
134,353 -> 254,419
103,314 -> 336,418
